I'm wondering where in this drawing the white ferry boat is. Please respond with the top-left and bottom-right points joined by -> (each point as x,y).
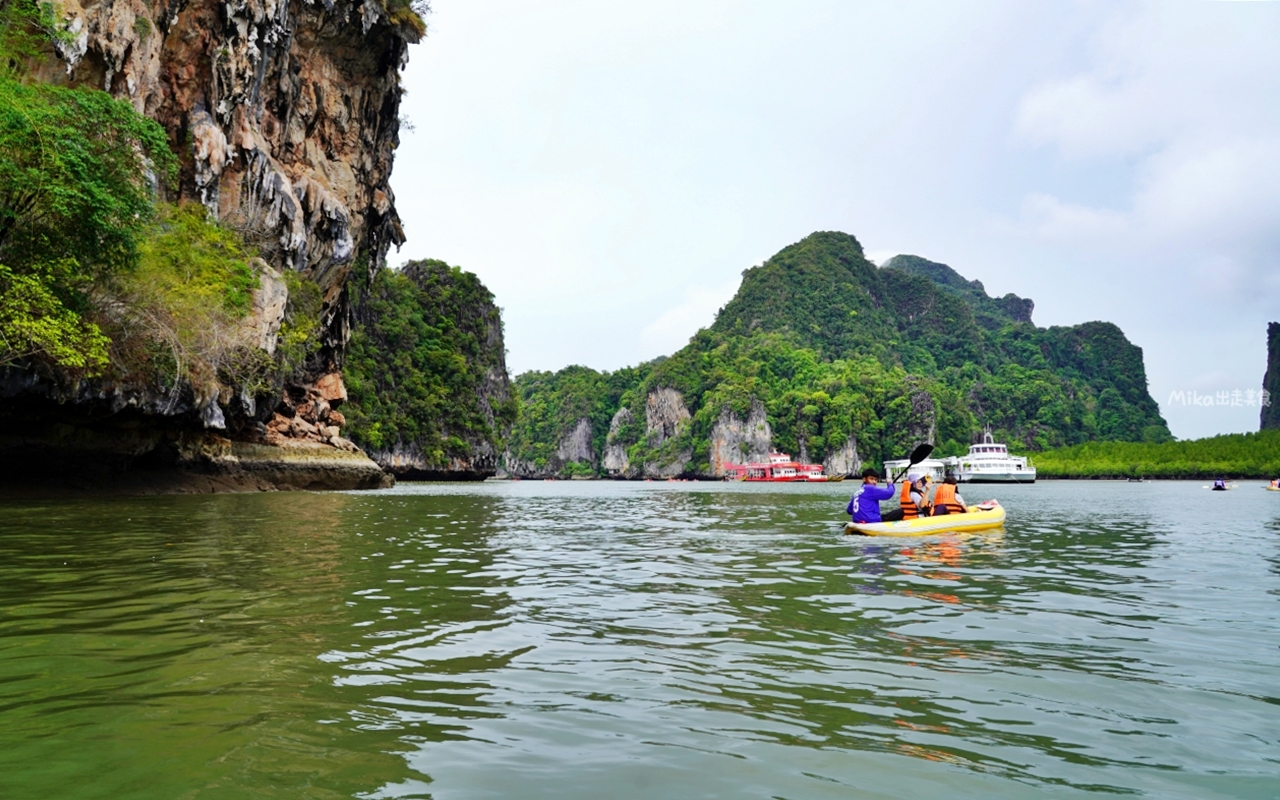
949,431 -> 1036,483
880,456 -> 949,482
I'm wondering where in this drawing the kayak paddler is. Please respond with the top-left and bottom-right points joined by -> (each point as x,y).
847,467 -> 898,523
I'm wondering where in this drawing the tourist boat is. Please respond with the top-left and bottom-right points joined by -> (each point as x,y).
948,431 -> 1036,483
724,452 -> 831,482
845,501 -> 1006,536
881,456 -> 949,482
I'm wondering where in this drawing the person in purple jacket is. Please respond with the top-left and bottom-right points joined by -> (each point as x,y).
846,467 -> 899,523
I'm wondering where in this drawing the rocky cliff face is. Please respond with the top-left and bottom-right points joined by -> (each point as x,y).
1264,322 -> 1280,431
503,418 -> 595,479
641,388 -> 692,478
707,399 -> 771,477
905,380 -> 937,447
602,407 -> 635,478
0,0 -> 419,491
823,434 -> 861,478
41,0 -> 415,331
556,418 -> 594,467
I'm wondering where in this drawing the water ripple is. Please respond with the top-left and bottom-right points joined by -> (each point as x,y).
1,483 -> 1278,798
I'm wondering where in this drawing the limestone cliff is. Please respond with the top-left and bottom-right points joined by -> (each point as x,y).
706,398 -> 771,477
1264,322 -> 1280,431
38,0 -> 416,325
904,379 -> 937,447
822,434 -> 861,478
640,388 -> 692,478
503,417 -> 595,479
0,0 -> 420,491
602,407 -> 636,478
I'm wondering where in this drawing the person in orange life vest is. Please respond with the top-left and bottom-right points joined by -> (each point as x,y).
898,472 -> 930,520
930,474 -> 967,516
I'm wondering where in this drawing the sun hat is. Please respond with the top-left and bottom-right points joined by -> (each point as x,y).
906,472 -> 923,482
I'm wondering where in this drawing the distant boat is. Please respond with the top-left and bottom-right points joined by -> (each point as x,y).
724,452 -> 831,482
950,431 -> 1036,484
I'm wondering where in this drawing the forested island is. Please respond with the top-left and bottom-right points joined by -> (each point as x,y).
503,232 -> 1172,479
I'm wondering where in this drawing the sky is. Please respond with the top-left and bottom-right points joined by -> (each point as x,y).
388,0 -> 1280,441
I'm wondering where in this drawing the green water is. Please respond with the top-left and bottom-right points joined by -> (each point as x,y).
1,481 -> 1277,799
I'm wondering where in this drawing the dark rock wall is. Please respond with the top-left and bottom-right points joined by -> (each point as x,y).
1264,322 -> 1280,430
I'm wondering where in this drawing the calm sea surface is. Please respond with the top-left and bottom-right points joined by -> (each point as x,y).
1,480 -> 1278,799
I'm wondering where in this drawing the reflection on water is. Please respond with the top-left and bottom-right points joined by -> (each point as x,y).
1,482 -> 1278,799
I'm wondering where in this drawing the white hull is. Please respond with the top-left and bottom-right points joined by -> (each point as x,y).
959,471 -> 1036,484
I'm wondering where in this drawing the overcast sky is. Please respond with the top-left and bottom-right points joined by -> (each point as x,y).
389,0 -> 1280,440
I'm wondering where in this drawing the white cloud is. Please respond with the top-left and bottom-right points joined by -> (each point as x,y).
864,250 -> 899,266
1009,2 -> 1280,317
639,278 -> 740,355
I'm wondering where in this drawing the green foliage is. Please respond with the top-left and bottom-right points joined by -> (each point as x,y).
0,0 -> 72,71
343,260 -> 515,466
1033,431 -> 1280,479
107,203 -> 269,392
381,0 -> 429,37
129,203 -> 257,316
0,2 -> 177,376
506,365 -> 641,474
0,260 -> 108,370
275,268 -> 324,381
0,68 -> 177,282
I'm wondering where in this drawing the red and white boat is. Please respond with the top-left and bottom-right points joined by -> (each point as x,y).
724,452 -> 830,482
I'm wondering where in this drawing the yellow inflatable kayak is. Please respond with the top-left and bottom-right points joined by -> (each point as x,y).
844,502 -> 1005,536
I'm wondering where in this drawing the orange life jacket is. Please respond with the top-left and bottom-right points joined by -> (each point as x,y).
899,481 -> 921,519
932,483 -> 966,516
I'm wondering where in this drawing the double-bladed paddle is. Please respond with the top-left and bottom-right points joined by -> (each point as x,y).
890,443 -> 935,483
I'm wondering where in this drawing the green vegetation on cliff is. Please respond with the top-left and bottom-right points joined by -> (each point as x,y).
0,6 -> 316,403
343,260 -> 516,470
506,364 -> 645,474
0,2 -> 178,371
507,231 -> 1171,478
1033,431 -> 1280,479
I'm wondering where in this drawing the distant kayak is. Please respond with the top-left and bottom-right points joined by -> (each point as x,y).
844,502 -> 1005,537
